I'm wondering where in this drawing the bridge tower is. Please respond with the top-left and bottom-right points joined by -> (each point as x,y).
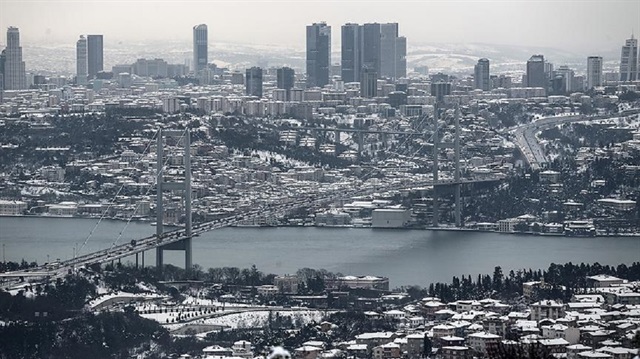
155,128 -> 192,271
432,106 -> 462,228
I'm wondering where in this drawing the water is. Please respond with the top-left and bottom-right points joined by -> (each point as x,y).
1,216 -> 638,288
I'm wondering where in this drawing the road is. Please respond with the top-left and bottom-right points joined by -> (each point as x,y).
0,176 -> 503,289
511,109 -> 640,170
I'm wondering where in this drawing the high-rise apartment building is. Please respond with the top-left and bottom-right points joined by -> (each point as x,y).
245,67 -> 263,97
526,55 -> 546,89
76,35 -> 88,85
587,56 -> 603,89
619,35 -> 638,82
379,23 -> 406,79
306,22 -> 331,88
3,27 -> 27,90
193,24 -> 208,73
276,67 -> 295,100
87,35 -> 103,79
341,23 -> 362,83
474,58 -> 490,91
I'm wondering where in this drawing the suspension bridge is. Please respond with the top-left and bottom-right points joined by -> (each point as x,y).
0,107 -> 503,288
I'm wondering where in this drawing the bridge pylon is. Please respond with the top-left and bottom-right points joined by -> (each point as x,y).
155,128 -> 192,271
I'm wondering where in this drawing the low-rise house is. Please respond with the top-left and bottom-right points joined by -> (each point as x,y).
440,346 -> 470,359
531,300 -> 564,322
294,346 -> 322,359
372,343 -> 401,359
466,332 -> 500,357
587,275 -> 624,288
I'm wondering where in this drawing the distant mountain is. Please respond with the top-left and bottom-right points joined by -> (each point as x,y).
19,39 -> 620,77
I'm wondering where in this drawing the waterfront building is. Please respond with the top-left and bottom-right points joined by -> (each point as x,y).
193,24 -> 208,73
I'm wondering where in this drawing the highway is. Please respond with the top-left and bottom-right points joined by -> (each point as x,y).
0,177 -> 502,289
512,109 -> 640,170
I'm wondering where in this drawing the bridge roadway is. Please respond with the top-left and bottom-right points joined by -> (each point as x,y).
512,109 -> 640,170
298,127 -> 422,136
0,177 -> 502,288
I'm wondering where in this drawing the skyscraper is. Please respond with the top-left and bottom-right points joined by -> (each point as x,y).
245,67 -> 263,97
276,67 -> 295,100
619,35 -> 638,82
341,23 -> 362,83
3,27 -> 27,90
193,24 -> 208,73
379,23 -> 406,79
306,22 -> 331,88
556,65 -> 574,93
394,36 -> 407,79
380,23 -> 397,78
76,35 -> 88,85
526,55 -> 546,89
362,23 -> 381,75
87,35 -> 103,79
474,58 -> 490,91
341,22 -> 406,82
587,56 -> 603,89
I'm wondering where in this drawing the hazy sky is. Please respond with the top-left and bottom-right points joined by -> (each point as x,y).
1,0 -> 638,53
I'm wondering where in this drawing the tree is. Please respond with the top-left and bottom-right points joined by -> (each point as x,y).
423,335 -> 432,358
492,266 -> 504,292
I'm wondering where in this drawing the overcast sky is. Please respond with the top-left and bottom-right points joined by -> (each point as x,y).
1,0 -> 638,53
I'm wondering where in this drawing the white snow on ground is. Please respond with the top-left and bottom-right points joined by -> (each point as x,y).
89,291 -> 165,309
198,310 -> 326,329
150,309 -> 328,332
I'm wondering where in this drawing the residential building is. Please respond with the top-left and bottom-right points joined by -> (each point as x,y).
586,274 -> 624,288
360,67 -> 378,98
3,27 -> 27,90
531,300 -> 564,321
619,35 -> 638,82
76,35 -> 88,85
193,24 -> 208,73
474,58 -> 490,91
587,56 -> 603,89
372,342 -> 401,359
306,22 -> 331,88
441,346 -> 470,359
87,35 -> 103,79
466,332 -> 500,356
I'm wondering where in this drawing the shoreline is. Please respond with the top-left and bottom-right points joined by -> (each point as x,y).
1,214 -> 639,238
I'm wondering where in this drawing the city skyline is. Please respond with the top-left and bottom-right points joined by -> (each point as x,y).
0,0 -> 638,54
